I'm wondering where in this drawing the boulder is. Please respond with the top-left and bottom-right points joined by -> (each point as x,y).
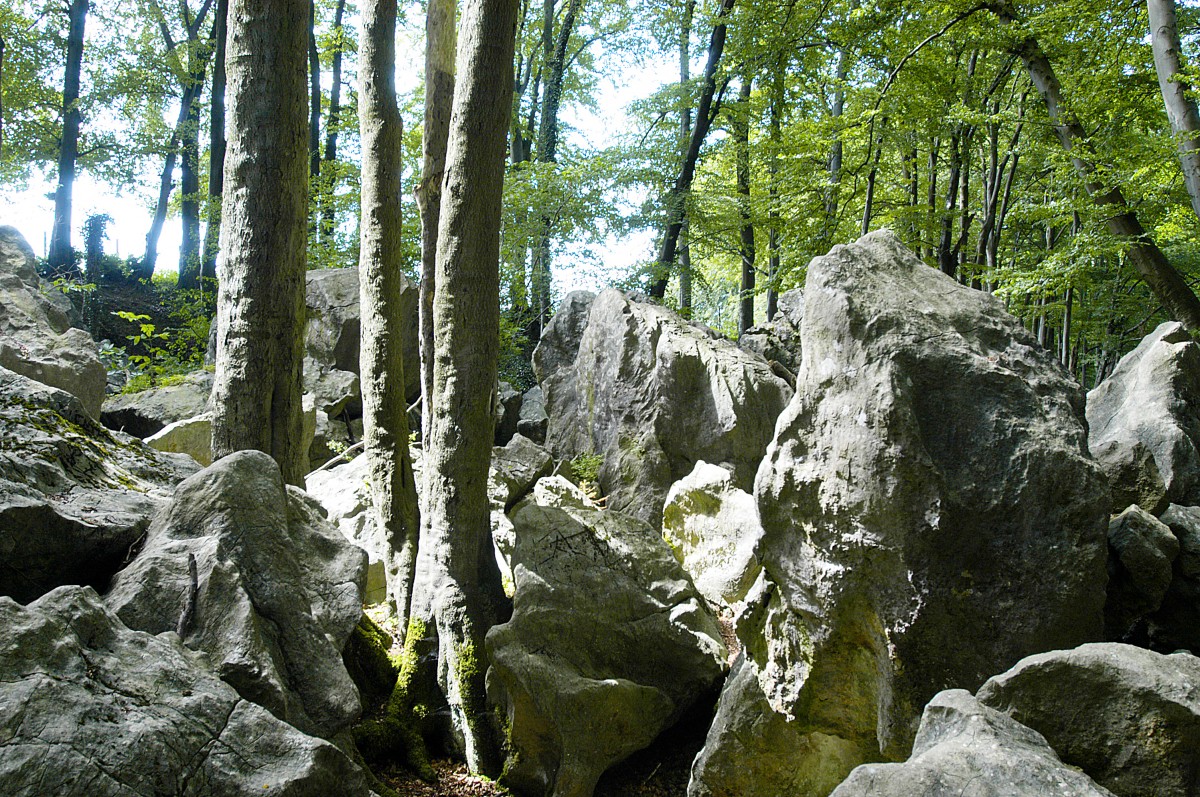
0,585 -> 374,797
977,642 -> 1200,797
662,461 -> 763,608
829,690 -> 1116,797
488,475 -> 727,797
106,450 -> 368,739
0,225 -> 106,418
490,434 -> 555,511
1104,504 -> 1179,640
495,381 -> 523,446
1086,321 -> 1200,513
1147,504 -> 1200,653
304,454 -> 388,606
0,365 -> 199,603
146,413 -> 214,466
518,385 -> 548,444
689,231 -> 1109,797
100,369 -> 213,438
737,286 -> 803,377
534,288 -> 792,529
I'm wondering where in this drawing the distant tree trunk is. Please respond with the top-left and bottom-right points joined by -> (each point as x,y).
0,35 -> 6,159
308,0 -> 321,181
678,0 -> 695,315
766,66 -> 782,320
993,2 -> 1200,330
415,0 -> 456,453
824,46 -> 850,242
209,0 -> 309,486
861,120 -> 885,236
408,0 -> 518,775
735,77 -> 755,335
178,77 -> 205,288
201,0 -> 228,284
320,0 -> 347,239
649,0 -> 736,299
1148,0 -> 1200,222
359,0 -> 421,631
48,0 -> 89,277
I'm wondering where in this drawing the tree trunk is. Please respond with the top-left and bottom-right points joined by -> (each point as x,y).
409,0 -> 518,775
179,70 -> 205,289
202,0 -> 228,284
359,0 -> 421,632
308,0 -> 321,181
649,0 -> 736,299
824,46 -> 849,241
735,77 -> 754,335
766,67 -> 782,321
0,35 -> 6,159
320,0 -> 347,239
209,0 -> 309,486
678,0 -> 695,314
1148,0 -> 1200,222
48,0 -> 89,277
993,3 -> 1200,330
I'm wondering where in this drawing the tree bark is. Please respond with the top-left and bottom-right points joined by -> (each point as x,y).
0,35 -> 6,160
678,0 -> 695,314
1148,0 -> 1200,222
409,0 -> 518,775
320,0 -> 347,239
735,77 -> 754,335
308,0 -> 321,181
359,0 -> 421,631
201,0 -> 228,284
766,66 -> 782,321
48,0 -> 89,277
178,70 -> 205,289
209,0 -> 309,486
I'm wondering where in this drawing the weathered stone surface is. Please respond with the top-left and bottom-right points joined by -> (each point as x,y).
145,413 -> 214,466
0,366 -> 199,603
738,287 -> 803,377
662,461 -> 763,608
489,475 -> 727,797
1087,321 -> 1200,513
830,690 -> 1116,797
1105,504 -> 1179,640
689,231 -> 1108,797
0,225 -> 106,418
490,434 -> 554,511
977,643 -> 1200,797
495,381 -> 523,446
304,453 -> 388,605
100,369 -> 213,438
0,585 -> 374,797
518,385 -> 548,444
1147,504 -> 1200,653
106,450 -> 367,739
535,288 -> 792,529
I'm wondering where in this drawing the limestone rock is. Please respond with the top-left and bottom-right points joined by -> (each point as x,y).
535,288 -> 792,529
1087,321 -> 1200,513
1147,504 -> 1200,653
737,287 -> 803,376
0,365 -> 199,603
490,434 -> 554,511
0,585 -> 373,797
145,413 -> 214,466
495,381 -> 523,446
488,476 -> 727,797
0,225 -> 106,418
100,369 -> 213,438
977,642 -> 1200,797
689,231 -> 1108,797
662,461 -> 763,607
106,450 -> 368,739
830,690 -> 1116,797
1105,504 -> 1179,640
518,385 -> 548,444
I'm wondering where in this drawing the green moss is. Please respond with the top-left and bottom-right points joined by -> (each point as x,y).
343,614 -> 399,714
569,452 -> 603,483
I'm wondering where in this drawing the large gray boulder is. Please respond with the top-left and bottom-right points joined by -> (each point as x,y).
1087,321 -> 1200,513
0,585 -> 374,797
977,643 -> 1200,797
534,288 -> 792,529
737,286 -> 803,377
1105,504 -> 1179,640
0,366 -> 199,603
488,476 -> 727,797
0,225 -> 106,418
689,231 -> 1109,797
106,450 -> 367,739
100,369 -> 213,438
518,385 -> 548,444
830,690 -> 1116,797
1147,504 -> 1200,653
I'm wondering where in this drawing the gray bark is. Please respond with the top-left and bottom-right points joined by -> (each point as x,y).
678,0 -> 695,314
735,77 -> 754,335
48,0 -> 89,277
1148,0 -> 1200,222
209,0 -> 309,486
201,0 -> 227,284
319,0 -> 347,239
409,0 -> 518,775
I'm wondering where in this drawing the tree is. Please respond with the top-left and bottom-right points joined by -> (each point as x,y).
408,0 -> 519,775
47,0 -> 89,276
734,76 -> 755,335
1148,0 -> 1200,223
201,0 -> 228,283
209,0 -> 309,486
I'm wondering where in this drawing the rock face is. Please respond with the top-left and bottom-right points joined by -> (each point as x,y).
829,690 -> 1116,797
0,225 -> 106,419
488,476 -> 727,797
106,450 -> 367,739
1104,504 -> 1179,640
737,287 -> 803,376
100,369 -> 214,438
662,461 -> 763,607
1087,321 -> 1200,513
145,413 -> 215,466
518,385 -> 548,444
535,288 -> 792,529
0,585 -> 374,797
1147,504 -> 1200,653
977,643 -> 1200,797
689,231 -> 1109,797
0,366 -> 199,603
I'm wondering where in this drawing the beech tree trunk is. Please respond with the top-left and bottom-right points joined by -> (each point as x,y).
1148,0 -> 1200,223
320,0 -> 347,239
201,0 -> 228,284
678,0 -> 695,314
48,0 -> 89,277
359,0 -> 421,630
735,78 -> 754,335
308,0 -> 321,181
409,0 -> 518,775
209,0 -> 309,486
0,36 -> 6,159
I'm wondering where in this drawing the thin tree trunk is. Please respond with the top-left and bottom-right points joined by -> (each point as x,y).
824,46 -> 850,242
48,0 -> 89,277
0,35 -> 6,159
210,0 -> 309,486
735,77 -> 755,335
359,0 -> 421,633
766,66 -> 782,321
678,0 -> 695,314
409,0 -> 518,775
649,0 -> 736,299
201,0 -> 228,284
320,0 -> 347,239
1148,0 -> 1200,222
308,0 -> 321,181
862,120 -> 885,236
179,62 -> 206,289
